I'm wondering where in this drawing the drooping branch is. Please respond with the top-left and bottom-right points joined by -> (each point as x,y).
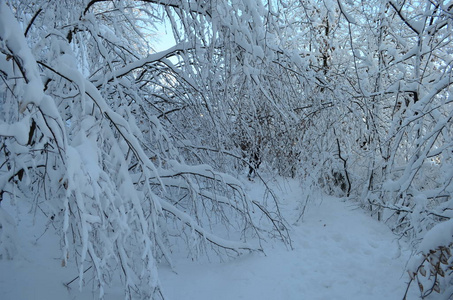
83,0 -> 211,17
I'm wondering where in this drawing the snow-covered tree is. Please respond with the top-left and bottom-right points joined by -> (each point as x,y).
1,0 -> 452,298
0,1 -> 292,298
339,0 -> 453,238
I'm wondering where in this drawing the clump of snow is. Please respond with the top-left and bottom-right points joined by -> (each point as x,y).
383,179 -> 401,192
0,2 -> 44,108
407,218 -> 453,276
0,116 -> 30,145
417,219 -> 453,255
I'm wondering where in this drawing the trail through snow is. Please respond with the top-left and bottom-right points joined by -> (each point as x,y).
160,177 -> 417,299
0,177 -> 417,299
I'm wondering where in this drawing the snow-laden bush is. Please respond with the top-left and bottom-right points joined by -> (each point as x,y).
405,219 -> 453,299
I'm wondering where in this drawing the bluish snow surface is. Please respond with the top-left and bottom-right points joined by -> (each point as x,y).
160,177 -> 418,300
0,176 -> 418,299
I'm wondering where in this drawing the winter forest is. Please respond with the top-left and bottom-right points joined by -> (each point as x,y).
0,0 -> 452,299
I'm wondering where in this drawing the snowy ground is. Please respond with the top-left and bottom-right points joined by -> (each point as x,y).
0,176 -> 418,299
